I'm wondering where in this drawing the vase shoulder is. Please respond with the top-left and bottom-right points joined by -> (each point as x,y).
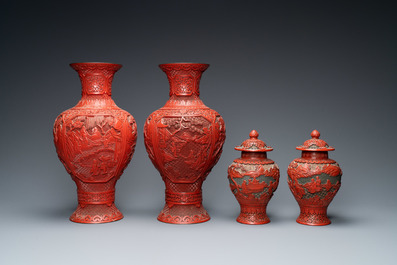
228,162 -> 280,203
287,159 -> 342,180
147,104 -> 222,122
57,103 -> 134,120
287,159 -> 342,210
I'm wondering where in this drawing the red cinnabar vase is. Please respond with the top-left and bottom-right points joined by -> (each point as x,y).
144,63 -> 226,224
228,130 -> 280,224
53,62 -> 137,224
287,130 -> 342,226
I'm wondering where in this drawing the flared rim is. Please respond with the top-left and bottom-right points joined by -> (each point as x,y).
70,62 -> 122,67
70,62 -> 122,72
159,62 -> 209,67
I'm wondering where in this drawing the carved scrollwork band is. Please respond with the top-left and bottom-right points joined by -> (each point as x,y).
78,190 -> 115,205
158,212 -> 210,224
165,191 -> 202,206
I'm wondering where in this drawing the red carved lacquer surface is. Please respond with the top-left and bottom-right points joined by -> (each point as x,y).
287,130 -> 342,226
53,63 -> 137,223
144,63 -> 225,224
228,162 -> 279,224
227,131 -> 279,224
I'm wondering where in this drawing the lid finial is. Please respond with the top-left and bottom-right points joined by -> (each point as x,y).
311,130 -> 320,139
249,130 -> 259,139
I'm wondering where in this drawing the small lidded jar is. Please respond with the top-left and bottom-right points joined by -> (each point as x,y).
287,130 -> 343,226
227,130 -> 280,224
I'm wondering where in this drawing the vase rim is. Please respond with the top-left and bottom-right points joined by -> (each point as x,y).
70,62 -> 122,67
159,62 -> 209,67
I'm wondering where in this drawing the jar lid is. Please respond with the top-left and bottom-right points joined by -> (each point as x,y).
296,130 -> 335,151
235,130 -> 273,152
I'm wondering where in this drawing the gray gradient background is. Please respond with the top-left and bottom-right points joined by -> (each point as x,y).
1,1 -> 396,264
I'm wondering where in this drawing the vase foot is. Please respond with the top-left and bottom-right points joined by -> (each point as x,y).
157,204 -> 210,224
70,203 -> 123,224
296,207 -> 330,226
236,206 -> 270,225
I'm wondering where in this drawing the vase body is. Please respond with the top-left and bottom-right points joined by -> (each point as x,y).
144,63 -> 226,224
53,62 -> 137,223
287,130 -> 342,226
228,130 -> 279,224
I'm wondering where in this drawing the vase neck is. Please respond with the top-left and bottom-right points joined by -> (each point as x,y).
159,63 -> 209,98
301,151 -> 329,160
70,63 -> 122,97
241,151 -> 268,159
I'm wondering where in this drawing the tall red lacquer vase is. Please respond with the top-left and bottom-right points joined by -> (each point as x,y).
144,63 -> 226,224
53,62 -> 137,223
